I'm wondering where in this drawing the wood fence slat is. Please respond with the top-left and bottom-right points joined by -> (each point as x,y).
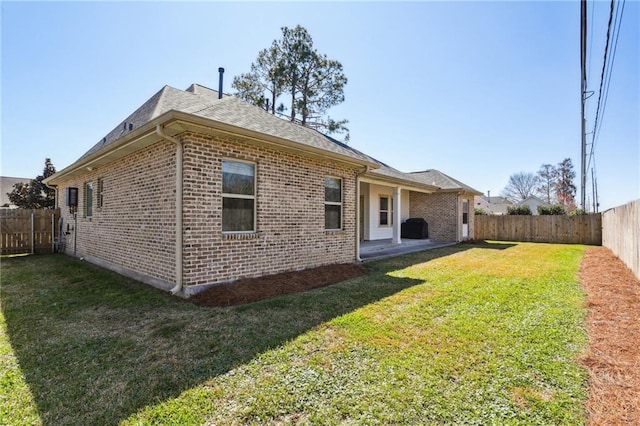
475,214 -> 602,245
0,209 -> 60,255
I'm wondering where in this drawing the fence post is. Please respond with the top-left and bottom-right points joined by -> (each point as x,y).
31,211 -> 35,254
51,212 -> 55,253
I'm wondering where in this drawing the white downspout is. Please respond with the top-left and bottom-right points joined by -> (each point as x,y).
156,125 -> 183,295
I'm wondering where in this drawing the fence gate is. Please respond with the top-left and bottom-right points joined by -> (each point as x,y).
0,208 -> 61,255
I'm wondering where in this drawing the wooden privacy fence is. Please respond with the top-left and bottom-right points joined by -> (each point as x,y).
475,214 -> 602,245
602,199 -> 639,279
0,208 -> 60,255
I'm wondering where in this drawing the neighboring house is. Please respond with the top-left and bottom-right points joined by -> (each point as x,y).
44,82 -> 480,297
519,196 -> 550,215
474,196 -> 513,215
1,176 -> 31,208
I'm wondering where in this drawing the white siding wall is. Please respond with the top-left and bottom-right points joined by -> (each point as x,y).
402,190 -> 410,222
364,183 -> 410,241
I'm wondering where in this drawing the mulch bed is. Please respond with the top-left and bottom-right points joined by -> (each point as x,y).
191,263 -> 368,307
579,246 -> 640,425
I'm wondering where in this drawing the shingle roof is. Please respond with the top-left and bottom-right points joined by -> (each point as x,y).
191,96 -> 373,162
410,169 -> 482,194
71,83 -> 477,194
481,196 -> 512,205
79,85 -> 224,161
79,84 -> 372,165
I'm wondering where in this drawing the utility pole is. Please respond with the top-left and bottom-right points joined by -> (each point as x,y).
580,0 -> 588,210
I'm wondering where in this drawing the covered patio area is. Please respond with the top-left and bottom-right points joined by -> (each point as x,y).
359,239 -> 456,261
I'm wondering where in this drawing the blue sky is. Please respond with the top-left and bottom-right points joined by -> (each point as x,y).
2,1 -> 638,211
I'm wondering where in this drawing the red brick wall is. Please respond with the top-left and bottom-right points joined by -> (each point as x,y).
409,191 -> 476,241
56,141 -> 177,284
56,131 -> 359,295
409,192 -> 459,241
180,132 -> 358,291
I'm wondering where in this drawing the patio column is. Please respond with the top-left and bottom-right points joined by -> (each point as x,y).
392,186 -> 402,244
356,178 -> 362,261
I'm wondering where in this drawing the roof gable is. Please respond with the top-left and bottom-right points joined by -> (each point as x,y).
410,169 -> 482,195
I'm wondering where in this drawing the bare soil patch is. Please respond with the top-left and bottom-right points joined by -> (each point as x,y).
580,246 -> 640,425
192,263 -> 368,307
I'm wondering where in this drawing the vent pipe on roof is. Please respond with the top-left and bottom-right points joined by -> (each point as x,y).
218,67 -> 224,99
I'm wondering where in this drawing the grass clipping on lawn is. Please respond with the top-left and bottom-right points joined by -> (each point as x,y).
580,246 -> 640,425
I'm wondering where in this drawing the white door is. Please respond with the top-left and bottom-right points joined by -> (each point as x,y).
462,199 -> 469,239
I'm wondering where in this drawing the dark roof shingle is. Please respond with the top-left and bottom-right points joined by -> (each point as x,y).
410,169 -> 482,194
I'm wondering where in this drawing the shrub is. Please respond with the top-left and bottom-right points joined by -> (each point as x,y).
538,205 -> 566,215
569,208 -> 588,216
507,205 -> 532,215
474,207 -> 488,215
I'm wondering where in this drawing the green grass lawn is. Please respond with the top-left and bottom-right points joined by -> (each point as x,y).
1,242 -> 588,425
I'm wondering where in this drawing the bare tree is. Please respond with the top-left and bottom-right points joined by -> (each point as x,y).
536,163 -> 557,204
501,172 -> 539,203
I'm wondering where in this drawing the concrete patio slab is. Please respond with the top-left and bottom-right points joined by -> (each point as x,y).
359,239 -> 457,261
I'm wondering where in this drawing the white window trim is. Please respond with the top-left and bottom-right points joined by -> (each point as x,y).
379,194 -> 393,227
97,178 -> 104,210
325,176 -> 343,231
85,181 -> 93,218
222,158 -> 257,234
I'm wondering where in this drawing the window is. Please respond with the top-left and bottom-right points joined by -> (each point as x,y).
379,195 -> 393,226
222,160 -> 256,232
97,178 -> 104,209
462,199 -> 469,225
85,182 -> 93,218
324,177 -> 342,230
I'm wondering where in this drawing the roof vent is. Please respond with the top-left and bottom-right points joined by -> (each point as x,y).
218,67 -> 224,99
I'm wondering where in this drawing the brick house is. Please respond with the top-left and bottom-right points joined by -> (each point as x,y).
44,83 -> 480,297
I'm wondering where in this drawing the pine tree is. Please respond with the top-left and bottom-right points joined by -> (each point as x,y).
232,25 -> 349,139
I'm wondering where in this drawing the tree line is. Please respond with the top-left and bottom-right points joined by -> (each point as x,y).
499,158 -> 582,214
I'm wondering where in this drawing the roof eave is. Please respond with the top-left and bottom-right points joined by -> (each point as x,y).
168,110 -> 379,170
44,114 -> 167,185
44,110 -> 379,186
361,172 -> 440,193
437,187 -> 484,196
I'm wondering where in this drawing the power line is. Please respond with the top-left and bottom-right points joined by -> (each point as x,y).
584,0 -> 626,210
586,0 -> 626,173
593,0 -> 626,149
590,0 -> 616,150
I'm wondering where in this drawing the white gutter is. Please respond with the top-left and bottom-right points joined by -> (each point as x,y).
156,125 -> 183,295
